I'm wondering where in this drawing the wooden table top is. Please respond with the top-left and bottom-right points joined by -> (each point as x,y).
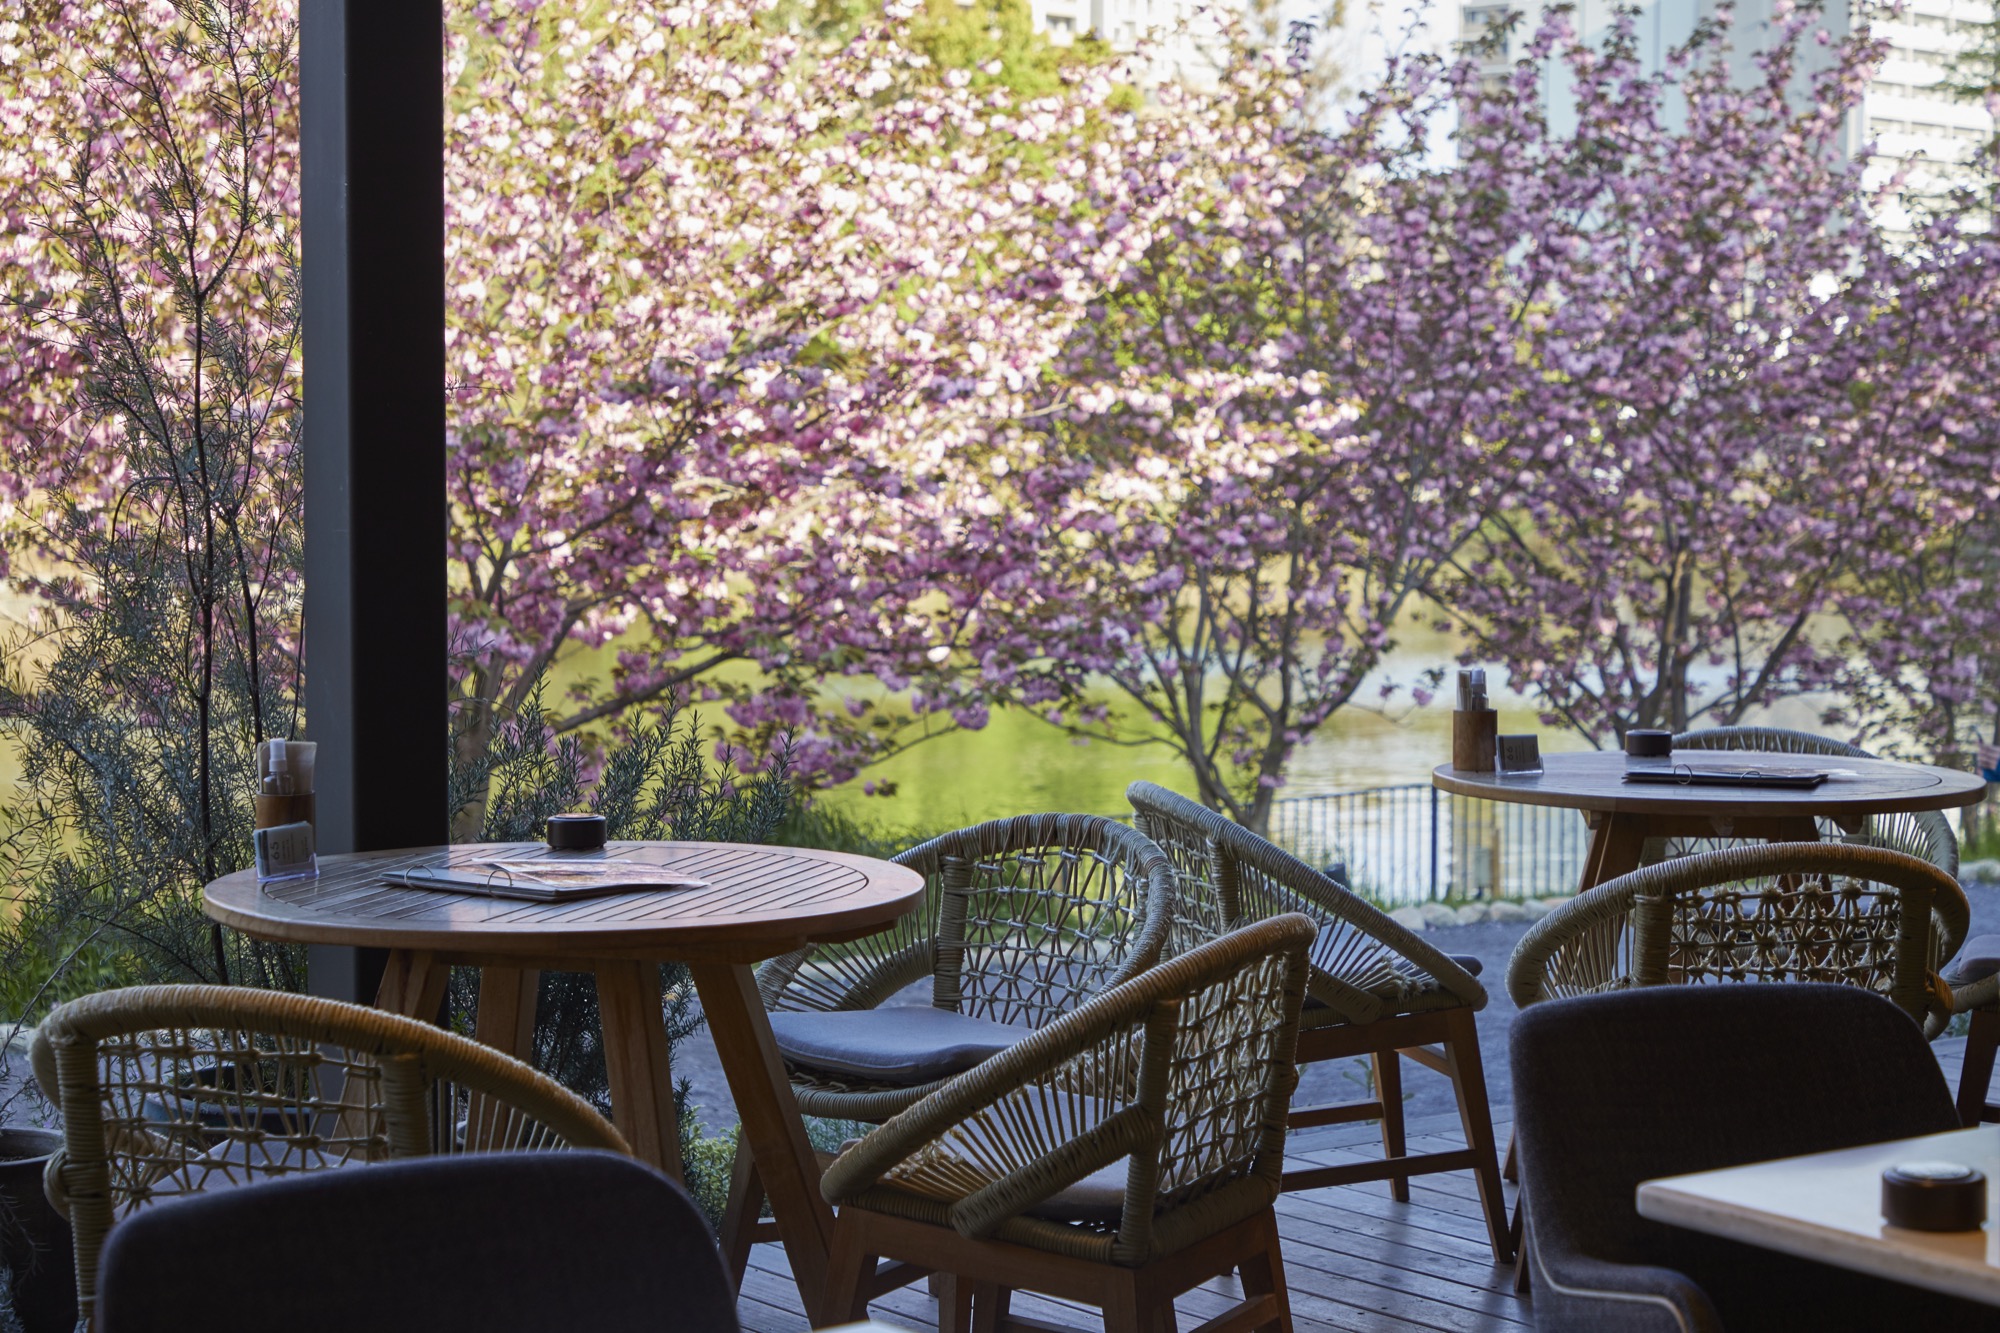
1638,1125 -> 2000,1307
1432,750 -> 1987,819
205,841 -> 924,962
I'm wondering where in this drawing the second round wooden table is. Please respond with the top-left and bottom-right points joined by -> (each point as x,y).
204,840 -> 923,1318
1433,750 -> 1988,893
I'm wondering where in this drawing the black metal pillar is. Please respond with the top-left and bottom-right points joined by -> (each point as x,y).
301,0 -> 448,1002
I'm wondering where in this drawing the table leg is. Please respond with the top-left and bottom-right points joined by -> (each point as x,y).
465,967 -> 541,1151
374,949 -> 448,1020
594,961 -> 686,1181
1578,814 -> 1649,893
474,967 -> 541,1059
690,961 -> 834,1321
1761,817 -> 1821,844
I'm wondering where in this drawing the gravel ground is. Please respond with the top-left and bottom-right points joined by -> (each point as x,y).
675,870 -> 2000,1134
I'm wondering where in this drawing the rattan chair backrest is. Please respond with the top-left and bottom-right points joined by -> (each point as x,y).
1509,843 -> 1969,1034
1672,726 -> 1960,877
760,813 -> 1177,1030
1128,781 -> 1483,1023
32,983 -> 627,1321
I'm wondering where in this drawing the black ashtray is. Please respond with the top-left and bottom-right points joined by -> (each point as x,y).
1882,1161 -> 1987,1232
1625,729 -> 1673,759
545,813 -> 607,851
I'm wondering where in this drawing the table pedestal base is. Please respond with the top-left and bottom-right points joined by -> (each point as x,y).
371,950 -> 837,1320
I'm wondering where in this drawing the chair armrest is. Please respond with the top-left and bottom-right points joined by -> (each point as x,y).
757,938 -> 934,1014
820,970 -> 1157,1208
1529,1246 -> 1724,1333
1950,971 -> 2000,1016
1506,881 -> 1641,1008
822,915 -> 1313,1237
1225,839 -> 1487,1011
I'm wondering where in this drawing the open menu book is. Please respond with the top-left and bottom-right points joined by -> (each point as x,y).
381,856 -> 709,902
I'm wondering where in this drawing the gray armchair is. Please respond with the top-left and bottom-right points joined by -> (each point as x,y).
1511,984 -> 1981,1331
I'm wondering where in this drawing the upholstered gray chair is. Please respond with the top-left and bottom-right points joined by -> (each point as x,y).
1512,984 -> 1983,1331
95,1152 -> 737,1333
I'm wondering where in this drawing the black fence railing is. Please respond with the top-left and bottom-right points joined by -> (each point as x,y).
1264,784 -> 1591,906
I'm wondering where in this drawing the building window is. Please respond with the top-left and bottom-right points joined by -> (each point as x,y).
1461,5 -> 1515,61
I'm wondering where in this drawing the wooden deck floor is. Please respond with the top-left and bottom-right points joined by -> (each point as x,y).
735,1037 -> 1985,1333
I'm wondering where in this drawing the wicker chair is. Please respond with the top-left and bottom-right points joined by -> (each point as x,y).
818,914 -> 1316,1333
722,813 -> 1178,1281
1945,939 -> 2000,1125
1507,843 -> 1969,1037
1127,781 -> 1511,1263
30,983 -> 628,1323
1666,726 -> 1960,875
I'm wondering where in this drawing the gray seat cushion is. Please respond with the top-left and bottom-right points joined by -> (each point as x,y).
1449,953 -> 1483,978
1948,934 -> 2000,984
770,1007 -> 1031,1086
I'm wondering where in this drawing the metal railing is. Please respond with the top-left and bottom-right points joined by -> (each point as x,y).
1264,784 -> 1591,906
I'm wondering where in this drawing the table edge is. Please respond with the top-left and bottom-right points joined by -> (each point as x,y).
1431,757 -> 1988,817
1635,1180 -> 2000,1308
201,842 -> 925,960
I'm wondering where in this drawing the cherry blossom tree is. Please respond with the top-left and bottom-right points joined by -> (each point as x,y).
440,0 -> 1158,813
0,0 -> 302,992
949,42 -> 1546,832
1833,222 -> 2000,765
1437,7 -> 2000,748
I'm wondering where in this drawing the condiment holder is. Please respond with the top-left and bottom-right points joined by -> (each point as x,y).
253,738 -> 318,832
1452,668 -> 1497,772
1881,1161 -> 1986,1232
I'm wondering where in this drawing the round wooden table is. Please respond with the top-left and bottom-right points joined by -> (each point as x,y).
1433,750 -> 1989,894
205,840 -> 922,1316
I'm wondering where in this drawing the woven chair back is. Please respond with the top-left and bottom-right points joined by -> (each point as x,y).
1512,844 -> 1968,1033
1671,727 -> 1960,877
761,813 -> 1176,1031
826,914 -> 1315,1265
32,984 -> 627,1320
1128,781 -> 1482,1023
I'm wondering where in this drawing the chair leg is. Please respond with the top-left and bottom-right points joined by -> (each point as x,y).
938,1274 -> 975,1333
1958,1007 -> 2000,1127
1106,1275 -> 1145,1333
1513,1213 -> 1532,1293
819,1214 -> 875,1328
1442,1008 -> 1513,1264
1502,1126 -> 1518,1183
720,1137 -> 764,1290
1238,1210 -> 1292,1333
1373,1049 -> 1409,1203
971,1285 -> 1012,1333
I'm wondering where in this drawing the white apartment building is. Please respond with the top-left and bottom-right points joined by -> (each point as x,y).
1458,0 -> 1995,212
1025,0 -> 1258,87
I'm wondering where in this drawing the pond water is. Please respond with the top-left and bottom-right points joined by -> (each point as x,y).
813,629 -> 1847,833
